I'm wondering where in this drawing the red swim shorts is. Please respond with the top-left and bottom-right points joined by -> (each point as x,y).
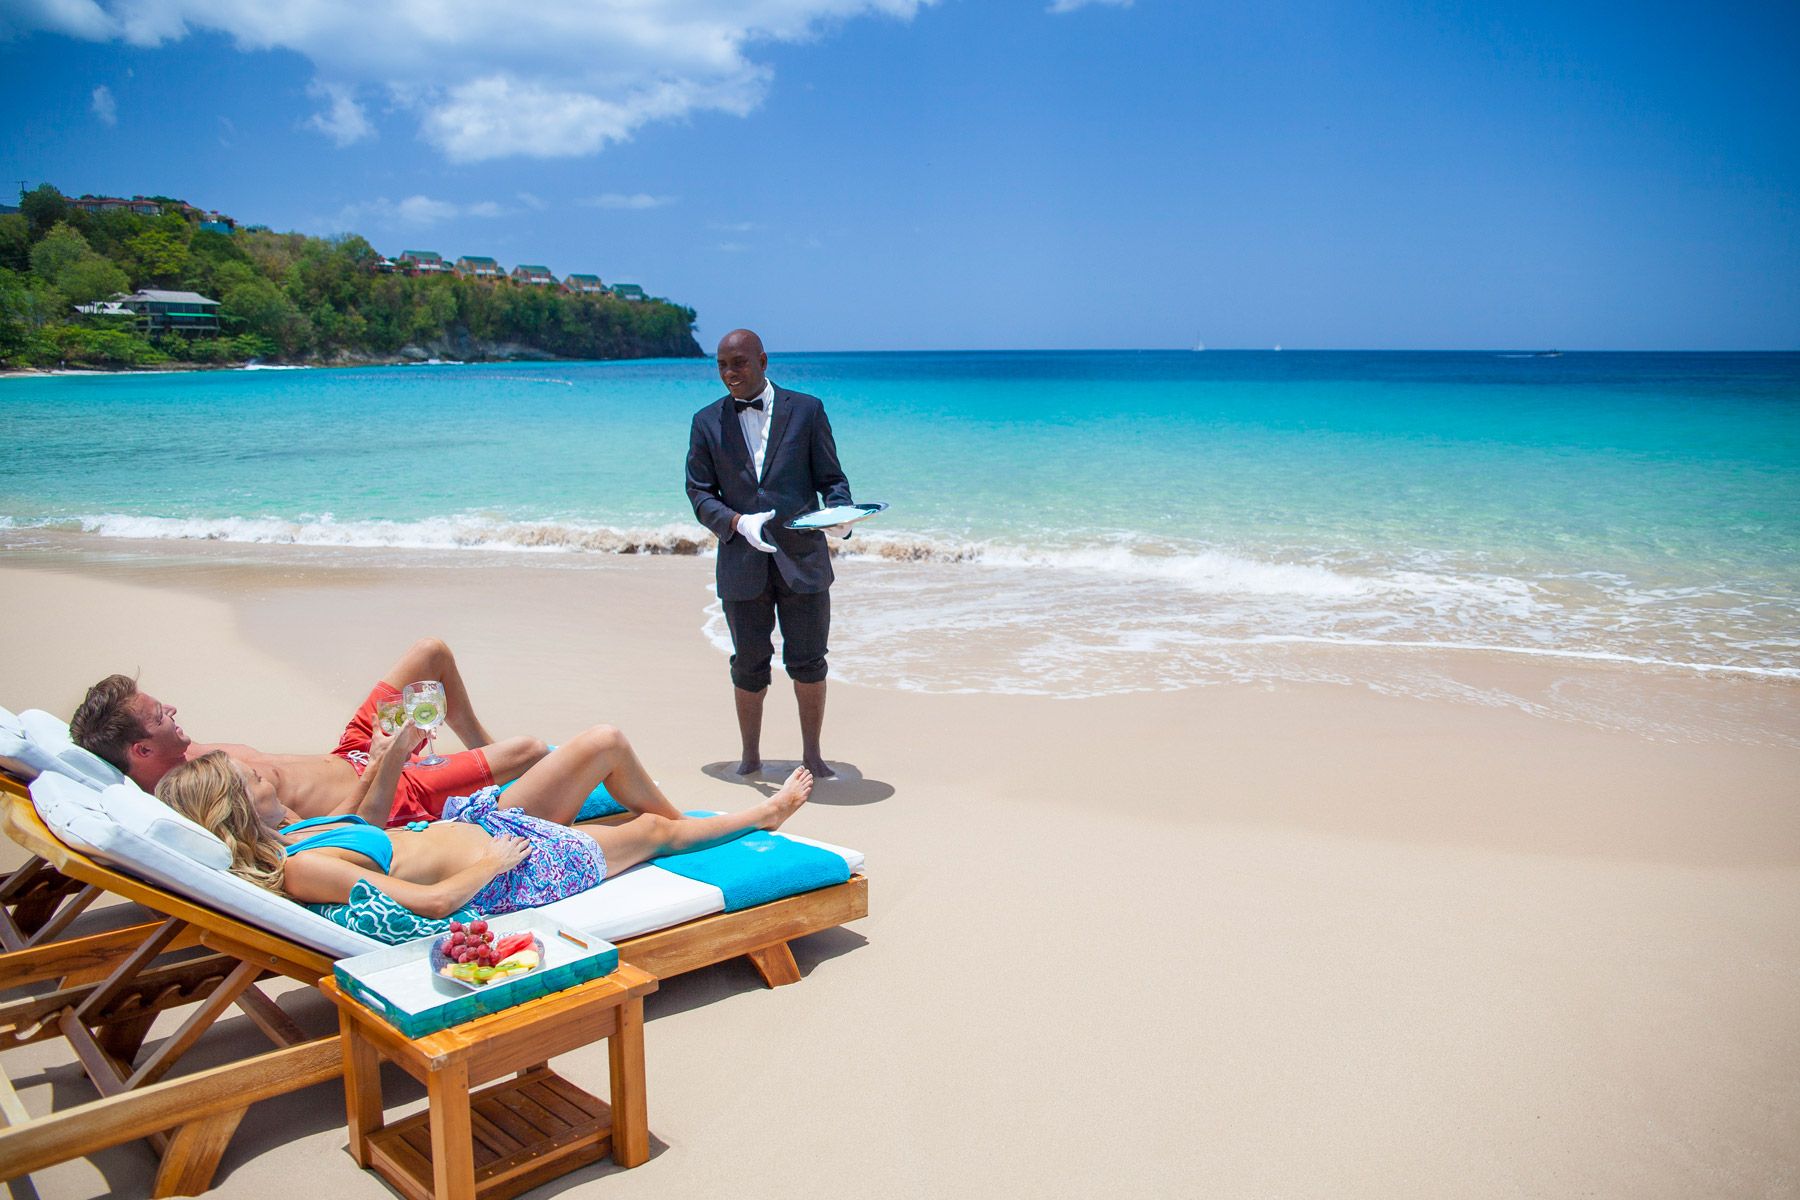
332,682 -> 494,827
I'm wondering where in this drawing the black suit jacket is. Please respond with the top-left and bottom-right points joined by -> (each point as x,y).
686,385 -> 853,602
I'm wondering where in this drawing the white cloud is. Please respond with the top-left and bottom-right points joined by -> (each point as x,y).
90,83 -> 116,124
581,192 -> 677,210
322,194 -> 508,231
515,191 -> 548,211
392,195 -> 460,225
12,1 -> 937,160
0,0 -> 113,40
304,79 -> 374,146
710,220 -> 759,232
1047,0 -> 1131,10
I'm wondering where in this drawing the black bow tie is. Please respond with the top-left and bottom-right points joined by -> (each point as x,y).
734,397 -> 765,413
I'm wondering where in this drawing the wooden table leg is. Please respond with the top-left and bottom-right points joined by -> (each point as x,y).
427,1058 -> 476,1200
339,1018 -> 384,1167
608,997 -> 649,1168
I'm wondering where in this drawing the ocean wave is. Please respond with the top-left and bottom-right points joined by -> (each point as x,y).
11,512 -> 1524,603
7,513 -> 716,556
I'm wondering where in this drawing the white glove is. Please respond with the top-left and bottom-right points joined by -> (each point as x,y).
823,523 -> 854,541
736,510 -> 777,553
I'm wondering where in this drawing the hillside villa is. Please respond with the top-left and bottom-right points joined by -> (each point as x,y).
455,255 -> 503,279
119,289 -> 221,335
397,250 -> 449,274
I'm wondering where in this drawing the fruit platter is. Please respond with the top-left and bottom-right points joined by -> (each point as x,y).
429,919 -> 543,989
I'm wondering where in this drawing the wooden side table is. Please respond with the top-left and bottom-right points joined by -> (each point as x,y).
318,963 -> 659,1200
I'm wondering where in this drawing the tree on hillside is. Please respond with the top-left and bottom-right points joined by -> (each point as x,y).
27,222 -> 130,306
19,185 -> 67,237
59,255 -> 131,305
28,222 -> 92,283
0,268 -> 71,353
124,228 -> 190,287
238,229 -> 308,282
0,270 -> 36,359
220,275 -> 311,356
0,214 -> 28,273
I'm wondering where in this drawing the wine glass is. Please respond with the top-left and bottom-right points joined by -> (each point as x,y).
374,695 -> 406,737
401,680 -> 447,767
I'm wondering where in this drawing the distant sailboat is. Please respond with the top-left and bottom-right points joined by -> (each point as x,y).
1273,343 -> 1283,352
1192,337 -> 1206,352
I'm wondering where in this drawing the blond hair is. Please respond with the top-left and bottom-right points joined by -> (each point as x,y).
155,751 -> 287,891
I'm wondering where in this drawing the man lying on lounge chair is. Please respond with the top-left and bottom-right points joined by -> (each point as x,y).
69,637 -> 564,828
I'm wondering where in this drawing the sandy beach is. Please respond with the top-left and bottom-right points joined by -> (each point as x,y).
3,545 -> 1797,1199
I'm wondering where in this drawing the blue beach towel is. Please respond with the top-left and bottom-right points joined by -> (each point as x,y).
654,814 -> 851,912
493,749 -> 626,821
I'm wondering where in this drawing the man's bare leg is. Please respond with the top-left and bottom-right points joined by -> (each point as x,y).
495,725 -> 683,825
795,679 -> 834,778
733,686 -> 765,775
379,637 -> 497,749
482,735 -> 550,786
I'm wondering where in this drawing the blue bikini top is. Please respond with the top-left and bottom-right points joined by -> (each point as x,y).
279,814 -> 395,873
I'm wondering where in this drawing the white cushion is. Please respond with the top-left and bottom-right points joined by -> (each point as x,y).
28,771 -> 381,959
0,705 -> 128,790
19,709 -> 128,788
96,783 -> 231,871
1,706 -> 54,781
538,863 -> 724,941
25,770 -> 867,965
533,831 -> 864,940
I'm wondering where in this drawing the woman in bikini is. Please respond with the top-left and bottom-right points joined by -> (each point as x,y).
154,719 -> 813,916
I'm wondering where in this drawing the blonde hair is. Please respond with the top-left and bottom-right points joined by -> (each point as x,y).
155,751 -> 288,891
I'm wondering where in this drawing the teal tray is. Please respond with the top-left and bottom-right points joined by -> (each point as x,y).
333,912 -> 619,1039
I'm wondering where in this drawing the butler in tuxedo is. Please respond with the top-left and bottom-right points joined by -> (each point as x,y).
686,329 -> 853,778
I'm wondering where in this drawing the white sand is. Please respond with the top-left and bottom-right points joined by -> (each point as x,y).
2,550 -> 1796,1198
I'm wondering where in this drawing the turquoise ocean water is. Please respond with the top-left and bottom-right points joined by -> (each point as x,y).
3,352 -> 1797,724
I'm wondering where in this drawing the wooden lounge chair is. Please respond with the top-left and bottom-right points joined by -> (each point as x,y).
0,764 -> 867,1196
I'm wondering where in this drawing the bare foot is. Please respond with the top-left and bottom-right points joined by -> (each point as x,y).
758,767 -> 812,830
802,756 -> 837,779
735,757 -> 762,776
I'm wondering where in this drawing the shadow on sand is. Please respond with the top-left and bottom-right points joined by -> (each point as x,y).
698,759 -> 894,806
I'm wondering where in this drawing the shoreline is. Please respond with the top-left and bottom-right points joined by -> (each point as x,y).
5,530 -> 1795,747
2,552 -> 1797,1197
0,352 -> 677,379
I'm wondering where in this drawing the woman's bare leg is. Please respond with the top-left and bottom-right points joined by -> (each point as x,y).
585,768 -> 812,876
497,724 -> 682,824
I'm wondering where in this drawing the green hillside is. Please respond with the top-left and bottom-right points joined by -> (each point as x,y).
0,185 -> 702,369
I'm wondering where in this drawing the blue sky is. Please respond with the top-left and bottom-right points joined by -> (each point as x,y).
3,1 -> 1796,351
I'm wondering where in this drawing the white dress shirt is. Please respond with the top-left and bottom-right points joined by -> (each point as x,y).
736,378 -> 776,480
